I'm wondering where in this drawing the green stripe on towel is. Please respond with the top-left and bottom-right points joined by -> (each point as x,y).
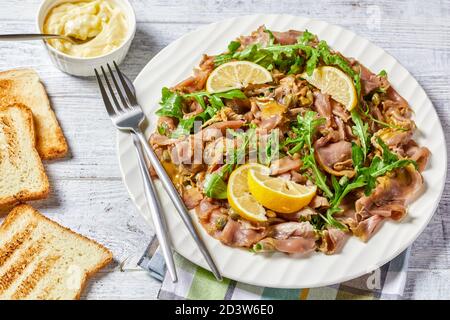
187,267 -> 230,300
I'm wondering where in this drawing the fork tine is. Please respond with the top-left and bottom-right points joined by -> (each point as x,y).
107,63 -> 131,109
113,61 -> 137,105
95,68 -> 117,118
100,66 -> 124,113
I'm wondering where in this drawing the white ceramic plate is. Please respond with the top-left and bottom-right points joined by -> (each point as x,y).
117,14 -> 447,288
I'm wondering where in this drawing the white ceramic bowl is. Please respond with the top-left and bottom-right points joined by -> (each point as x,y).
36,0 -> 136,76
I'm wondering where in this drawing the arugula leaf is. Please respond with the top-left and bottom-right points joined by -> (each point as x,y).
351,142 -> 364,169
351,109 -> 370,160
214,40 -> 241,65
203,172 -> 228,199
228,40 -> 241,53
213,89 -> 247,100
378,69 -> 387,77
171,117 -> 197,138
298,30 -> 315,45
303,153 -> 333,198
378,137 -> 398,163
304,47 -> 320,76
155,87 -> 183,119
288,55 -> 304,75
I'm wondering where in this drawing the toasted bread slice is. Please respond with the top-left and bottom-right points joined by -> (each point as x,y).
0,104 -> 50,207
0,204 -> 113,300
0,68 -> 68,160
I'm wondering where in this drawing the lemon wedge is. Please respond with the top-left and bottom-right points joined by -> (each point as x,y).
248,164 -> 317,214
227,164 -> 267,222
301,66 -> 357,111
206,61 -> 272,93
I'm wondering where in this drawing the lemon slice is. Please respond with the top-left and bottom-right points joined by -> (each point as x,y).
301,66 -> 357,110
227,164 -> 267,222
206,61 -> 272,93
248,164 -> 317,214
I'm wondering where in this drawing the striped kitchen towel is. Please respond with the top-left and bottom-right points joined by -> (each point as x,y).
138,236 -> 410,300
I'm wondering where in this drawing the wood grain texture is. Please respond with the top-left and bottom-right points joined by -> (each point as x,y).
0,0 -> 449,299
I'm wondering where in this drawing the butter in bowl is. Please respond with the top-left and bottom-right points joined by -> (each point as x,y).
37,0 -> 136,76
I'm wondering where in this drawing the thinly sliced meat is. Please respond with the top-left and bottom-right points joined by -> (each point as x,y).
157,116 -> 177,132
355,165 -> 423,221
272,30 -> 302,45
277,207 -> 318,222
225,97 -> 251,115
173,55 -> 214,93
260,115 -> 282,131
196,205 -> 229,238
208,120 -> 245,131
309,195 -> 330,209
375,128 -> 413,153
313,92 -> 333,127
290,170 -> 307,184
270,222 -> 315,240
195,198 -> 220,220
314,140 -> 355,177
359,64 -> 389,95
404,140 -> 431,172
220,219 -> 267,247
271,237 -> 316,254
203,137 -> 226,167
334,116 -> 347,141
239,26 -> 270,47
331,100 -> 350,122
270,156 -> 302,175
170,138 -> 193,165
320,228 -> 348,254
352,215 -> 384,242
183,187 -> 204,209
150,133 -> 180,147
386,86 -> 409,108
255,221 -> 317,254
184,100 -> 204,118
382,88 -> 414,129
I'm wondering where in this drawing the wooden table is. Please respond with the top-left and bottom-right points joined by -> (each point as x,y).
0,0 -> 449,299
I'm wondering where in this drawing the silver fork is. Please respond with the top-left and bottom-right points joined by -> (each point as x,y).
95,62 -> 222,281
95,63 -> 177,283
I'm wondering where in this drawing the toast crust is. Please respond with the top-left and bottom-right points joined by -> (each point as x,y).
0,104 -> 50,207
0,68 -> 68,160
0,204 -> 113,300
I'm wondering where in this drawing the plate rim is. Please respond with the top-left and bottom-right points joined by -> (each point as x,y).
117,14 -> 448,288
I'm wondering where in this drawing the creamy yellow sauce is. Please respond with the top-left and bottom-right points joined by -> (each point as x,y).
43,0 -> 127,58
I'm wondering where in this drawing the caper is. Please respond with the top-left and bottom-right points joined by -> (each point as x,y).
372,92 -> 381,107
